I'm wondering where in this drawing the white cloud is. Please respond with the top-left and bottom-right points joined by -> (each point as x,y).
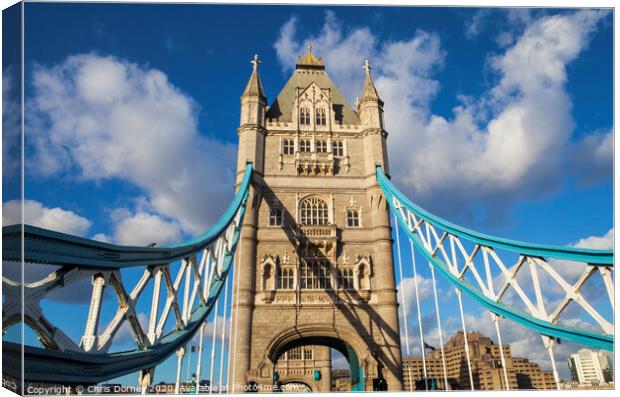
274,11 -> 611,222
92,233 -> 111,243
111,209 -> 182,246
572,228 -> 613,250
27,54 -> 236,236
2,68 -> 21,176
465,9 -> 490,39
397,275 -> 435,317
275,11 -> 376,102
571,130 -> 613,187
2,199 -> 91,236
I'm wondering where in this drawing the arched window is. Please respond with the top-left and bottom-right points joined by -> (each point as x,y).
316,108 -> 326,125
332,141 -> 344,156
299,108 -> 310,125
347,210 -> 360,227
300,197 -> 329,225
277,268 -> 294,289
299,139 -> 311,152
338,268 -> 354,289
282,139 -> 294,155
316,140 -> 328,153
300,260 -> 331,289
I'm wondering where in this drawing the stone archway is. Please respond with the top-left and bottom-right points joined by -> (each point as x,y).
261,324 -> 379,392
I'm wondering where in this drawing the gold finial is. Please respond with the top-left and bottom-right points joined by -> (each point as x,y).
251,54 -> 261,72
363,59 -> 372,75
295,43 -> 324,68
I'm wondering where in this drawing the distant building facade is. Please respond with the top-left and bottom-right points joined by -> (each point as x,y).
568,349 -> 613,385
331,369 -> 352,391
402,331 -> 556,390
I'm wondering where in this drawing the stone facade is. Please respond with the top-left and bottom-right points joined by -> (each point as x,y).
402,331 -> 556,390
230,48 -> 402,392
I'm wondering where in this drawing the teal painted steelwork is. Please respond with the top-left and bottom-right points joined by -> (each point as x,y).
2,165 -> 253,384
3,193 -> 248,384
2,163 -> 253,269
377,167 -> 613,266
376,166 -> 613,351
347,344 -> 365,392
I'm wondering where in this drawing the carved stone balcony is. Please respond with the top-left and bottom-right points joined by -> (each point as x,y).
298,224 -> 337,239
296,224 -> 338,261
294,152 -> 334,176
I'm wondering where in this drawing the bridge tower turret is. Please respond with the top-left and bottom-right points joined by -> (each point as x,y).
358,59 -> 389,176
237,54 -> 267,178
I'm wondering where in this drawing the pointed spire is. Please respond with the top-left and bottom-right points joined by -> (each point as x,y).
242,54 -> 265,99
360,59 -> 382,105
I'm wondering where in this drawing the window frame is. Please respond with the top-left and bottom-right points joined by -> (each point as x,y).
299,139 -> 311,153
316,140 -> 328,153
338,268 -> 354,290
277,267 -> 295,290
282,139 -> 294,155
268,206 -> 283,227
299,260 -> 332,290
346,209 -> 360,228
332,140 -> 344,157
316,108 -> 327,126
299,197 -> 329,226
299,108 -> 310,125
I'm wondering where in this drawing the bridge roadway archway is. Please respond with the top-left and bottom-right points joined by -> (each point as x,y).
262,324 -> 383,392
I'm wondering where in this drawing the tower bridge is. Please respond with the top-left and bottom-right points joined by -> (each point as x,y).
1,47 -> 614,393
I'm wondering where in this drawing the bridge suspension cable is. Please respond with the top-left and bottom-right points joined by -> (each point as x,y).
378,166 -> 614,390
429,262 -> 448,389
408,239 -> 429,391
2,164 -> 253,388
393,213 -> 414,391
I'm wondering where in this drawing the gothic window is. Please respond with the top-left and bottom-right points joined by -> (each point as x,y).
299,108 -> 311,125
299,139 -> 311,153
269,207 -> 283,226
282,139 -> 294,155
338,268 -> 354,289
300,197 -> 329,225
347,210 -> 360,227
277,268 -> 295,290
316,140 -> 328,153
333,141 -> 344,156
303,348 -> 313,360
316,108 -> 327,125
299,260 -> 331,289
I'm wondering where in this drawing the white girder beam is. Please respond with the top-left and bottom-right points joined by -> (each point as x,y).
80,273 -> 107,351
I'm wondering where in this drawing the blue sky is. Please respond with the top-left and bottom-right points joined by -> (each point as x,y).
2,2 -> 613,386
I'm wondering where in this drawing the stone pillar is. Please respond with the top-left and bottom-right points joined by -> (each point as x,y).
229,184 -> 260,392
363,127 -> 402,391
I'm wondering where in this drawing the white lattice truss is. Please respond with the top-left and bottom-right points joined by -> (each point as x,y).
2,210 -> 242,356
391,196 -> 614,341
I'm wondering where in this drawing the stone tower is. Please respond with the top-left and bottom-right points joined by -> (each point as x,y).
231,47 -> 402,392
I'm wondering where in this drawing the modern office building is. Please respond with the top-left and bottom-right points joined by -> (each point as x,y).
568,349 -> 613,385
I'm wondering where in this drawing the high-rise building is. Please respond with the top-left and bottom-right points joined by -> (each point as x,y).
568,349 -> 613,385
402,331 -> 556,390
